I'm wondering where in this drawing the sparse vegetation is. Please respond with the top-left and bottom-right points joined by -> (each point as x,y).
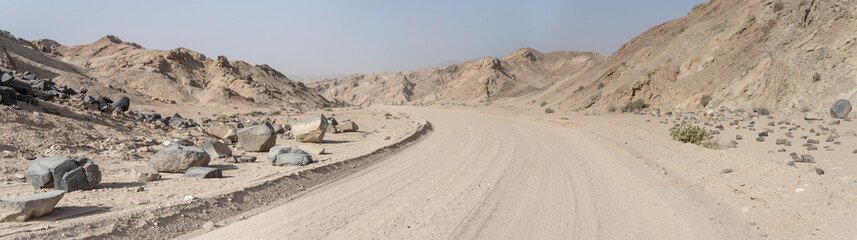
621,99 -> 649,113
545,108 -> 555,114
812,72 -> 821,82
324,108 -> 332,112
597,82 -> 605,89
574,86 -> 584,93
384,113 -> 393,117
800,104 -> 812,113
700,95 -> 712,108
560,117 -> 569,120
540,101 -> 547,107
702,139 -> 722,149
773,2 -> 784,13
720,168 -> 734,174
670,123 -> 711,145
608,105 -> 617,113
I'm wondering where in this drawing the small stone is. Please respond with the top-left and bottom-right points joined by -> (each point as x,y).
775,138 -> 786,145
736,135 -> 743,140
720,168 -> 733,174
239,155 -> 257,163
797,154 -> 815,163
807,145 -> 818,151
183,195 -> 196,201
815,168 -> 825,175
726,140 -> 738,148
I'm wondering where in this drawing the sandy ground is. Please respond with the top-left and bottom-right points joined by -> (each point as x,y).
197,106 -> 857,239
0,106 -> 426,239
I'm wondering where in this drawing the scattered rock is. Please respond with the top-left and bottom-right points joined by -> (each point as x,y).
273,124 -> 285,134
208,122 -> 238,142
182,167 -> 222,179
239,155 -> 257,163
804,112 -> 824,121
753,107 -> 769,116
775,138 -> 786,145
236,123 -> 276,152
815,168 -> 825,175
291,115 -> 329,143
266,146 -> 309,161
726,140 -> 738,148
758,132 -> 768,137
149,144 -> 211,173
110,96 -> 130,111
830,99 -> 852,119
274,153 -> 313,166
0,190 -> 64,222
720,168 -> 733,174
202,141 -> 232,158
132,166 -> 160,182
797,154 -> 816,163
132,199 -> 150,205
736,135 -> 743,140
25,156 -> 101,192
339,121 -> 359,132
807,145 -> 818,151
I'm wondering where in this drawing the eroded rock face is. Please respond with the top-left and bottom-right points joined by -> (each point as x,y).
149,144 -> 211,173
292,115 -> 329,143
25,156 -> 101,192
236,123 -> 276,152
830,99 -> 852,119
0,190 -> 65,222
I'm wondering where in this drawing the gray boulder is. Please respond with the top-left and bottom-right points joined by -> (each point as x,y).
132,165 -> 160,182
753,107 -> 770,116
182,167 -> 222,179
273,124 -> 285,134
203,140 -> 232,158
149,144 -> 211,173
830,99 -> 852,119
111,96 -> 130,111
237,123 -> 276,152
0,190 -> 64,222
292,115 -> 329,143
25,156 -> 101,192
208,122 -> 238,142
267,146 -> 309,161
274,153 -> 313,166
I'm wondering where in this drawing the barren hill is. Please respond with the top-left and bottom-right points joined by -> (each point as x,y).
1,30 -> 329,109
527,0 -> 857,113
308,48 -> 605,106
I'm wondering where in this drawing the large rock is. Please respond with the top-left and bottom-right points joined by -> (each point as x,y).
830,99 -> 852,119
339,121 -> 359,132
111,96 -> 130,111
132,165 -> 160,182
0,86 -> 16,106
25,156 -> 101,192
149,144 -> 211,173
182,167 -> 222,179
237,123 -> 276,152
208,122 -> 238,142
266,146 -> 309,161
292,115 -> 329,143
202,140 -> 232,158
0,190 -> 64,222
274,153 -> 313,166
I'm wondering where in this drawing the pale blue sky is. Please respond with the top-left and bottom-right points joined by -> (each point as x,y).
0,0 -> 706,77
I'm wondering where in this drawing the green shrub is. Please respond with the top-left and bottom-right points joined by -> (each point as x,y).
597,82 -> 605,89
540,101 -> 547,107
670,123 -> 710,145
545,108 -> 555,114
700,95 -> 712,108
621,99 -> 649,113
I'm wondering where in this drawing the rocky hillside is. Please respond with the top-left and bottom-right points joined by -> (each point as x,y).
308,48 -> 605,106
528,0 -> 857,113
0,30 -> 329,109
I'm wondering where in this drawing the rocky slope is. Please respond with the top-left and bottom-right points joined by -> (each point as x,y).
527,0 -> 857,113
308,48 -> 605,106
1,30 -> 329,109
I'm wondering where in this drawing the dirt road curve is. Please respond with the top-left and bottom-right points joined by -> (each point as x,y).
196,107 -> 731,239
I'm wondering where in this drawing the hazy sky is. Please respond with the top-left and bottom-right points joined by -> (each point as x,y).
1,0 -> 706,76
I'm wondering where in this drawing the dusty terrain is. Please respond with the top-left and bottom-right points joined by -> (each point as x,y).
0,106 -> 427,239
191,106 -> 857,239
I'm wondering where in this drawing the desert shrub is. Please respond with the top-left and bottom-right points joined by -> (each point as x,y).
545,108 -> 555,114
702,139 -> 722,149
384,113 -> 392,117
560,117 -> 569,120
324,108 -> 332,112
608,105 -> 617,113
700,95 -> 712,108
597,82 -> 605,89
800,104 -> 812,113
574,86 -> 584,93
540,101 -> 547,107
812,72 -> 821,82
773,2 -> 784,12
621,99 -> 649,113
670,123 -> 710,145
